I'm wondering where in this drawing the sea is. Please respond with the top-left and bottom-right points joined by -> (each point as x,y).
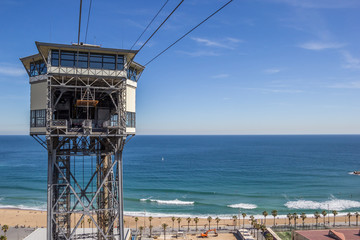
0,135 -> 359,219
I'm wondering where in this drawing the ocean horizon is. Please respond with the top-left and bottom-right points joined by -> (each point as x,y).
0,135 -> 359,218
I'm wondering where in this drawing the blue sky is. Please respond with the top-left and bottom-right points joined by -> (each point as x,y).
0,0 -> 360,135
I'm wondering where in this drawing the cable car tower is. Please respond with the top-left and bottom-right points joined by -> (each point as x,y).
20,42 -> 144,239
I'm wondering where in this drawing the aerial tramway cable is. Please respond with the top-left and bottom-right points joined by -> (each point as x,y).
85,0 -> 93,43
144,0 -> 234,66
130,0 -> 170,50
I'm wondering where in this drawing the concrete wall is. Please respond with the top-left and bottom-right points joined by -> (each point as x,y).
126,84 -> 136,113
30,81 -> 47,110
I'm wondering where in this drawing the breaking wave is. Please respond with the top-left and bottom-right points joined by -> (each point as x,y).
285,199 -> 360,211
140,198 -> 194,205
227,203 -> 257,209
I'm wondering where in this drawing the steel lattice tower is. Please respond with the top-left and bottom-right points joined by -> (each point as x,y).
21,42 -> 144,240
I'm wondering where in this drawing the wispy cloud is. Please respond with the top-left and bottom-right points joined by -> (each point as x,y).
177,50 -> 220,57
264,68 -> 281,74
191,37 -> 242,50
0,64 -> 26,77
341,51 -> 360,69
269,0 -> 360,8
212,74 -> 229,79
243,87 -> 303,93
329,81 -> 360,89
299,41 -> 345,50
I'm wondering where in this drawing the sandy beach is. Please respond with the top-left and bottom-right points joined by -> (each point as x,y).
0,208 -> 357,229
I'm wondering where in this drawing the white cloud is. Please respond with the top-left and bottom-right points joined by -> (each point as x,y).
270,0 -> 360,8
264,68 -> 281,74
191,37 -> 242,50
212,74 -> 229,79
341,51 -> 360,70
177,50 -> 220,57
329,81 -> 360,89
299,41 -> 345,50
0,65 -> 26,76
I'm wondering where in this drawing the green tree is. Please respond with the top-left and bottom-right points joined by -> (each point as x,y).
322,211 -> 327,225
293,213 -> 298,229
0,236 -> 7,240
287,213 -> 293,226
139,226 -> 144,237
149,216 -> 153,228
186,217 -> 191,231
162,223 -> 168,240
1,225 -> 8,237
300,213 -> 307,228
242,213 -> 247,229
194,217 -> 199,231
232,215 -> 238,230
262,211 -> 268,225
271,210 -> 277,226
347,213 -> 352,226
332,210 -> 338,227
355,212 -> 359,226
314,212 -> 320,228
177,217 -> 182,231
171,216 -> 176,231
215,217 -> 220,230
207,216 -> 212,230
135,217 -> 139,231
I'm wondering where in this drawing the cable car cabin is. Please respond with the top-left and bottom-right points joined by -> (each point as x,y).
20,42 -> 144,137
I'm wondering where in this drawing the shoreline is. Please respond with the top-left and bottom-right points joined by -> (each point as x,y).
0,208 -> 358,229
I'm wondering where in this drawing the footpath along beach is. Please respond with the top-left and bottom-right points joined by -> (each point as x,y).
0,208 -> 358,228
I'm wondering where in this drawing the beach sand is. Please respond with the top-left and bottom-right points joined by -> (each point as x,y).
0,208 -> 356,230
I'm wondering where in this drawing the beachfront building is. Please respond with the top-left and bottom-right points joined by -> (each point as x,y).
20,42 -> 144,240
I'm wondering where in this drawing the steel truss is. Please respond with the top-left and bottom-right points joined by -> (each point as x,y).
47,136 -> 126,240
44,74 -> 128,239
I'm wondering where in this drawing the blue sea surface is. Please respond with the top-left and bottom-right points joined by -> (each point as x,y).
0,135 -> 359,218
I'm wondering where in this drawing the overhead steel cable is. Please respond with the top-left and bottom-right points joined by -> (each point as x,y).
144,0 -> 233,66
77,0 -> 83,45
127,0 -> 184,69
130,0 -> 170,50
85,0 -> 93,43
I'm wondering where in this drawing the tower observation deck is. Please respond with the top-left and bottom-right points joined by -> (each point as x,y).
20,42 -> 145,240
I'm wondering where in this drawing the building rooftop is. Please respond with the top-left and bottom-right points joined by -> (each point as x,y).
294,229 -> 360,240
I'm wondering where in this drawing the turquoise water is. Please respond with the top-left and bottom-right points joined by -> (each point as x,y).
0,135 -> 359,218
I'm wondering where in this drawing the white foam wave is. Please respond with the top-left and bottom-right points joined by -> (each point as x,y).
285,199 -> 360,211
227,203 -> 257,209
0,204 -> 47,211
140,198 -> 194,205
348,172 -> 360,176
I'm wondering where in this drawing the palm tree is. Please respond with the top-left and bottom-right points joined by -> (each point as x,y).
1,225 -> 8,237
88,218 -> 92,228
135,217 -> 139,231
0,236 -> 7,240
171,216 -> 176,231
242,213 -> 247,229
232,215 -> 238,230
300,213 -> 307,228
177,217 -> 182,231
207,216 -> 212,230
262,211 -> 268,225
271,210 -> 277,226
255,223 -> 261,240
293,213 -> 298,229
332,210 -> 338,227
149,216 -> 153,228
162,223 -> 168,240
322,211 -> 327,225
139,226 -> 144,237
355,212 -> 359,226
314,212 -> 320,228
287,213 -> 293,226
149,225 -> 153,237
194,217 -> 199,231
186,217 -> 191,231
215,217 -> 220,230
347,213 -> 352,226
